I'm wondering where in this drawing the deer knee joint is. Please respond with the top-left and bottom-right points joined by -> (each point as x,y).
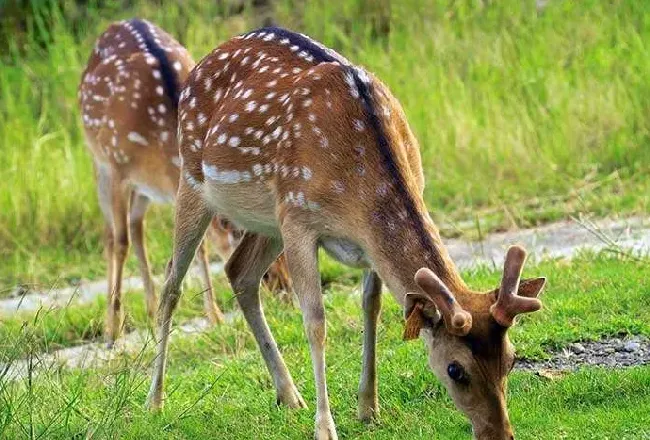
129,217 -> 144,231
114,232 -> 129,257
304,312 -> 326,345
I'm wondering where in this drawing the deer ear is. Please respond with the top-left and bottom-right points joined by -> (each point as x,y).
403,293 -> 439,341
518,277 -> 546,299
403,301 -> 425,341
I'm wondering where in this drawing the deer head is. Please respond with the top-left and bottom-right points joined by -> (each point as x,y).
404,245 -> 545,439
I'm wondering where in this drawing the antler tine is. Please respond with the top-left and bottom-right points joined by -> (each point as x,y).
490,245 -> 542,327
414,268 -> 472,336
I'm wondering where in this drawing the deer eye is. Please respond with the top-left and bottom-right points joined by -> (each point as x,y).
447,362 -> 468,384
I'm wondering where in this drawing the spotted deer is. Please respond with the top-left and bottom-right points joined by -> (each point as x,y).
146,27 -> 546,440
78,19 -> 290,346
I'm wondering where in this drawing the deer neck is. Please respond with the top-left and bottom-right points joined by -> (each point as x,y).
363,200 -> 468,308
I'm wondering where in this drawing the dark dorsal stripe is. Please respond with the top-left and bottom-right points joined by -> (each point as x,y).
129,18 -> 180,109
245,27 -> 439,261
347,67 -> 439,261
247,26 -> 350,66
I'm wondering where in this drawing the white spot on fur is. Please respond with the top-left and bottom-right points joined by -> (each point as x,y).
127,131 -> 148,146
228,136 -> 241,147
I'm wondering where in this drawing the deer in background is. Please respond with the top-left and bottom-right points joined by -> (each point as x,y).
78,19 -> 291,346
145,27 -> 546,440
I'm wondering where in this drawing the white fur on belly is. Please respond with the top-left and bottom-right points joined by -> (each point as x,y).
202,182 -> 280,236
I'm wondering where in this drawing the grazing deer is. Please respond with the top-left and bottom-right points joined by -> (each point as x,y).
78,19 -> 291,346
146,27 -> 546,440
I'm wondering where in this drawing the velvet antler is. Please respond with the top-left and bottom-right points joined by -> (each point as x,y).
413,268 -> 472,336
490,245 -> 543,327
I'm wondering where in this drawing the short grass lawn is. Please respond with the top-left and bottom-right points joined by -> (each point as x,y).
1,253 -> 648,439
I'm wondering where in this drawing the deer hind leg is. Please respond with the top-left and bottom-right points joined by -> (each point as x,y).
195,238 -> 225,324
146,182 -> 212,411
358,270 -> 382,423
105,176 -> 131,347
95,166 -> 115,310
282,219 -> 337,440
225,232 -> 306,409
129,193 -> 157,321
263,253 -> 293,301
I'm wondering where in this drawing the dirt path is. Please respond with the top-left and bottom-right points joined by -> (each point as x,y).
445,215 -> 650,269
2,216 -> 649,379
3,216 -> 648,316
0,262 -> 224,315
1,316 -> 218,381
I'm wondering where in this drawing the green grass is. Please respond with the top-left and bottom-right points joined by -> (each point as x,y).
2,0 -> 650,286
3,356 -> 650,439
1,254 -> 649,439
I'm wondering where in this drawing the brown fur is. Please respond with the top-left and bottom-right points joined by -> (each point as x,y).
146,28 -> 546,440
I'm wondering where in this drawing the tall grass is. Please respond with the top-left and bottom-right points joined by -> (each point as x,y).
1,0 -> 649,285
